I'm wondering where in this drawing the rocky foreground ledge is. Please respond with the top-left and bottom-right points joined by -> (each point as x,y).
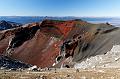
0,68 -> 120,79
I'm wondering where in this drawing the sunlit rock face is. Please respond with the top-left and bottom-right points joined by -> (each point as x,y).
74,45 -> 120,69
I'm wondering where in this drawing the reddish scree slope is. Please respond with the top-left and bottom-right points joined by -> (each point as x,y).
0,19 -> 76,68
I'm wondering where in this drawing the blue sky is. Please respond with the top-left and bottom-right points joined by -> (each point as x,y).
0,0 -> 120,16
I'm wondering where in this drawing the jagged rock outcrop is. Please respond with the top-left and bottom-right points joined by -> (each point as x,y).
0,20 -> 22,30
0,19 -> 120,68
0,55 -> 32,70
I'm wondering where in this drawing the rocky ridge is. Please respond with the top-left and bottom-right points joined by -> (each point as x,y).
0,19 -> 120,69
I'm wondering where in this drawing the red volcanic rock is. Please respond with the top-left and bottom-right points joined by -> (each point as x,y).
0,19 -> 75,68
40,20 -> 75,37
0,19 -> 119,68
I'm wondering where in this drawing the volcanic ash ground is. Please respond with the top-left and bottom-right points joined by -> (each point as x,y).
74,45 -> 120,69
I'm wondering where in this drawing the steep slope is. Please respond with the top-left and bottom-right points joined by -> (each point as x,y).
0,20 -> 75,68
74,45 -> 120,69
54,21 -> 120,68
0,19 -> 120,68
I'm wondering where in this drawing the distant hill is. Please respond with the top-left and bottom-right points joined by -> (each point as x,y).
0,20 -> 22,30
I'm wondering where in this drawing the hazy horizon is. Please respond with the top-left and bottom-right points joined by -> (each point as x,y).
1,15 -> 120,18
